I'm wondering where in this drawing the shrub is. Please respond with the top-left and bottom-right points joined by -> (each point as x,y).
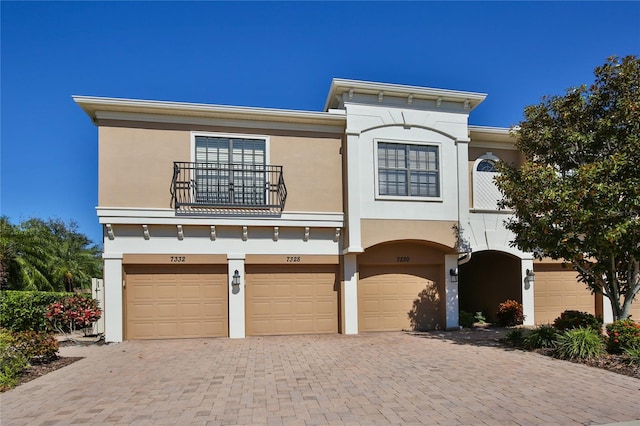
504,328 -> 527,348
524,325 -> 559,349
496,300 -> 524,327
555,327 -> 604,360
46,295 -> 101,334
605,319 -> 640,354
0,330 -> 28,391
10,330 -> 58,363
552,310 -> 603,332
0,291 -> 73,332
624,346 -> 640,366
459,311 -> 474,328
474,311 -> 487,324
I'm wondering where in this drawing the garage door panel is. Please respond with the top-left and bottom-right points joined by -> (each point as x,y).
358,265 -> 443,332
534,266 -> 594,325
125,265 -> 228,340
246,265 -> 338,336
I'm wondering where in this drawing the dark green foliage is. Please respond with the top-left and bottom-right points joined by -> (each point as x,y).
524,325 -> 559,349
555,328 -> 604,360
552,310 -> 603,332
605,319 -> 640,354
495,56 -> 640,320
459,311 -> 474,328
0,291 -> 73,332
504,329 -> 526,347
0,330 -> 28,390
0,216 -> 102,291
496,300 -> 525,327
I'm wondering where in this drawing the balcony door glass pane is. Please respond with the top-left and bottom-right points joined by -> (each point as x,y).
195,136 -> 266,205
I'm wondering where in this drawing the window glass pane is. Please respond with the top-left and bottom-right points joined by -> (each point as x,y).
477,159 -> 496,172
377,142 -> 439,197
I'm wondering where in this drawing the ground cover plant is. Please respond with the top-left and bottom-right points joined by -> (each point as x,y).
0,291 -> 101,392
499,309 -> 639,379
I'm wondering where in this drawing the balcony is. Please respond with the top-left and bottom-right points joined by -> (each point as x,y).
171,162 -> 287,214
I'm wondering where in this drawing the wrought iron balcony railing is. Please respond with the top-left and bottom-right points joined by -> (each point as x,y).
171,162 -> 287,213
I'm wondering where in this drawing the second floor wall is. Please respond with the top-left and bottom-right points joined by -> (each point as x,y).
97,120 -> 344,214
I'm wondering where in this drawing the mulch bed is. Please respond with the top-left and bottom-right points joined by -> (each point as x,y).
14,356 -> 84,388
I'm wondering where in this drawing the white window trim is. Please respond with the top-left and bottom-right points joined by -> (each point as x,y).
190,131 -> 271,165
373,138 -> 443,202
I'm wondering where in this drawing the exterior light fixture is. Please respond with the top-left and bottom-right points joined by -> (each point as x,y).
232,270 -> 241,287
526,269 -> 535,284
449,267 -> 458,283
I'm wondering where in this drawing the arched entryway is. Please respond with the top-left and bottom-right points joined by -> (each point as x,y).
458,250 -> 521,323
357,241 -> 447,332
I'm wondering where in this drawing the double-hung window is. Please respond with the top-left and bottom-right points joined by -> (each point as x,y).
377,142 -> 440,198
194,135 -> 266,205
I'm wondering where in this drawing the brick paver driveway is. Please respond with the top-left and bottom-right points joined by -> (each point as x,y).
1,331 -> 639,425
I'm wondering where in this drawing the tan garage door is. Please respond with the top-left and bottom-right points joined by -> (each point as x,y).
125,265 -> 228,340
628,294 -> 640,320
245,265 -> 338,336
534,264 -> 594,325
358,265 -> 442,332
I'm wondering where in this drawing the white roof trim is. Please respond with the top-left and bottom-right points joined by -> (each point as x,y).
73,95 -> 346,128
324,78 -> 487,111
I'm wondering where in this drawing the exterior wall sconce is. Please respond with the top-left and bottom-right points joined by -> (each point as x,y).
526,269 -> 535,285
232,270 -> 241,287
449,267 -> 458,283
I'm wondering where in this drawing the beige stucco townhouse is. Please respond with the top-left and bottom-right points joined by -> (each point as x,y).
75,79 -> 637,342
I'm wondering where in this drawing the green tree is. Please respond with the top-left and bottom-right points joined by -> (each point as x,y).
0,217 -> 102,292
496,55 -> 640,320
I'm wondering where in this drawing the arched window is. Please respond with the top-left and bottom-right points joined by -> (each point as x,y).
476,159 -> 497,172
473,152 -> 501,210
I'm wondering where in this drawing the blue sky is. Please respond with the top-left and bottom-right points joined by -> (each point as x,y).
1,1 -> 639,247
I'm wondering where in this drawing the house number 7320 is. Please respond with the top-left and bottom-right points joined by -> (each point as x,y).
396,257 -> 410,263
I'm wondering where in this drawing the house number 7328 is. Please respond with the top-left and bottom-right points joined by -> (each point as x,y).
396,256 -> 410,263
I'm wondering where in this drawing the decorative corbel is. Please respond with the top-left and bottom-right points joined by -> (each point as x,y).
142,225 -> 150,240
303,227 -> 310,242
378,92 -> 384,102
242,226 -> 248,241
436,97 -> 442,107
210,225 -> 216,241
407,94 -> 413,105
177,225 -> 184,241
273,226 -> 279,241
348,88 -> 354,100
463,100 -> 470,110
334,228 -> 341,242
105,224 -> 114,240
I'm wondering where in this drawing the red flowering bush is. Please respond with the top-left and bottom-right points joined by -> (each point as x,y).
496,299 -> 525,326
606,319 -> 640,354
46,296 -> 101,334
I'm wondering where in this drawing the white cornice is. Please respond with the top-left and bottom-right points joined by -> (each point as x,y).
469,125 -> 517,150
73,95 -> 346,130
96,207 -> 344,228
324,78 -> 487,111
